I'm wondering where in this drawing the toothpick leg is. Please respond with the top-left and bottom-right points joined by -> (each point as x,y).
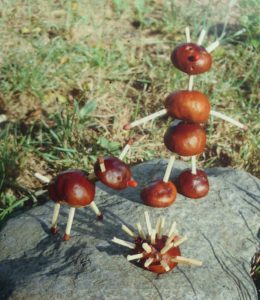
123,109 -> 167,130
50,203 -> 60,234
163,155 -> 175,182
89,201 -> 103,220
63,207 -> 76,241
210,110 -> 247,130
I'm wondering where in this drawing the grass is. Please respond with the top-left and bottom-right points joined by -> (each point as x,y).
0,0 -> 259,221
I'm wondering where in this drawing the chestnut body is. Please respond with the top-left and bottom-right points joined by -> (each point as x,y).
171,43 -> 212,75
165,90 -> 211,123
164,122 -> 206,156
134,235 -> 181,274
177,169 -> 209,199
94,157 -> 137,190
141,180 -> 177,208
48,170 -> 95,207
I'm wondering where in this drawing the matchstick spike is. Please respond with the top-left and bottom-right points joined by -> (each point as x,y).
136,222 -> 146,239
127,253 -> 144,261
144,211 -> 152,237
197,29 -> 207,45
144,257 -> 154,268
171,256 -> 203,267
142,243 -> 152,253
112,237 -> 136,249
160,260 -> 170,272
121,224 -> 136,238
98,157 -> 106,172
185,27 -> 191,43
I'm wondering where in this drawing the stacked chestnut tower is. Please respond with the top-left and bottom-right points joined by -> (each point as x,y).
124,27 -> 246,208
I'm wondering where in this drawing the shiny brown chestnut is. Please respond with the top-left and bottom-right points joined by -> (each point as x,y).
177,169 -> 209,199
165,90 -> 211,123
141,180 -> 177,208
94,157 -> 137,190
171,43 -> 212,75
164,122 -> 206,156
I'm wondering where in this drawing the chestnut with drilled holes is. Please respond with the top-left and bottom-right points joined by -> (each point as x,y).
171,43 -> 212,75
141,180 -> 177,208
94,157 -> 137,190
165,90 -> 211,123
164,122 -> 206,156
48,169 -> 102,240
177,169 -> 209,199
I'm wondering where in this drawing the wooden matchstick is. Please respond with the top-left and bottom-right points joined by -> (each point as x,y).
123,109 -> 167,130
89,201 -> 102,219
188,75 -> 194,91
185,26 -> 191,43
161,236 -> 188,254
167,221 -> 177,237
112,237 -> 136,249
191,156 -> 197,175
119,139 -> 133,161
65,207 -> 76,237
171,256 -> 203,267
160,260 -> 170,272
210,110 -> 247,130
136,222 -> 146,239
151,229 -> 156,245
50,203 -> 60,233
127,253 -> 144,261
163,155 -> 175,182
155,217 -> 161,238
144,257 -> 154,268
121,224 -> 136,238
144,211 -> 152,238
206,40 -> 220,53
142,243 -> 152,253
173,235 -> 188,247
98,157 -> 106,172
165,231 -> 178,246
34,172 -> 51,184
197,29 -> 206,45
157,216 -> 165,239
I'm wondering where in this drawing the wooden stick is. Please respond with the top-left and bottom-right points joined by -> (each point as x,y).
65,207 -> 76,236
166,231 -> 178,246
98,157 -> 106,172
89,201 -> 102,218
167,221 -> 177,237
144,257 -> 154,268
188,75 -> 194,91
191,156 -> 197,175
185,26 -> 191,43
161,236 -> 188,254
151,229 -> 156,245
144,211 -> 152,238
136,222 -> 146,239
123,109 -> 167,130
119,139 -> 133,161
157,216 -> 165,239
197,29 -> 206,45
112,237 -> 136,249
142,243 -> 152,253
210,110 -> 247,130
163,155 -> 175,182
206,40 -> 220,53
160,260 -> 170,272
121,224 -> 136,238
34,172 -> 51,184
171,256 -> 203,267
51,203 -> 60,230
127,253 -> 144,261
155,217 -> 161,238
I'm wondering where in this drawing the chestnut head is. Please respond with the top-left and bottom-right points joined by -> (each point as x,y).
94,157 -> 137,190
48,170 -> 95,207
141,180 -> 177,208
164,122 -> 206,156
171,43 -> 212,75
177,169 -> 209,199
165,90 -> 211,123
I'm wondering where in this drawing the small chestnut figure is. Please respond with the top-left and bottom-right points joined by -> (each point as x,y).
164,122 -> 206,156
165,90 -> 211,123
94,156 -> 138,190
48,170 -> 102,241
177,169 -> 209,199
171,43 -> 212,75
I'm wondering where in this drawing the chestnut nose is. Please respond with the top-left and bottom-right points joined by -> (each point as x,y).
127,179 -> 138,187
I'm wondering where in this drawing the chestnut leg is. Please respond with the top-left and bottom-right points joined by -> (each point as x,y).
50,203 -> 60,234
63,207 -> 76,241
89,201 -> 103,220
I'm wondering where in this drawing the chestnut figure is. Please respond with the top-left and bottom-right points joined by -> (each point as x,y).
164,122 -> 206,156
94,157 -> 137,190
141,180 -> 177,208
48,169 -> 102,240
177,169 -> 209,199
171,43 -> 212,75
165,90 -> 211,123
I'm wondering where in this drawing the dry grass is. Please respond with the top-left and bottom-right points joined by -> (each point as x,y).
0,0 -> 259,220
